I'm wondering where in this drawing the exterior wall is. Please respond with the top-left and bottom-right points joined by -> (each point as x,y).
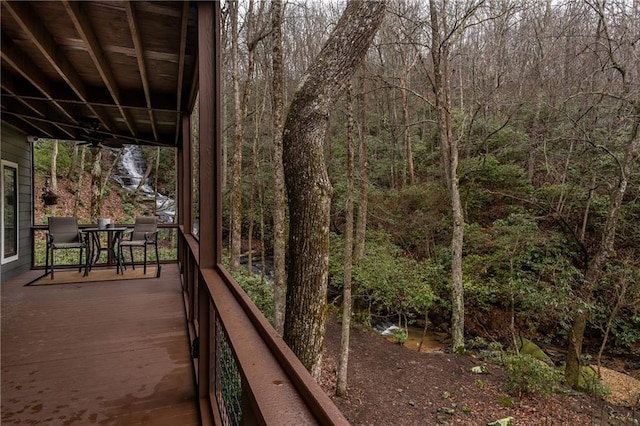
1,124 -> 33,281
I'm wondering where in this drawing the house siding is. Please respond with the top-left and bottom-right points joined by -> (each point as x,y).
1,124 -> 33,281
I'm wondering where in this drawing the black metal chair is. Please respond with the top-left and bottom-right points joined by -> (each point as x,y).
45,216 -> 89,279
118,216 -> 161,277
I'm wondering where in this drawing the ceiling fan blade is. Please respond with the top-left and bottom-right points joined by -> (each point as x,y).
101,138 -> 125,149
75,138 -> 124,149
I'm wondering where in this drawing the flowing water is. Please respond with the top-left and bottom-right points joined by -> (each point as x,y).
113,145 -> 175,223
376,323 -> 448,352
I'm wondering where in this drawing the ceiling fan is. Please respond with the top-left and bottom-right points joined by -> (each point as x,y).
73,119 -> 125,149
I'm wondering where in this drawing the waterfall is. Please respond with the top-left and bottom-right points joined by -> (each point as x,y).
113,145 -> 175,223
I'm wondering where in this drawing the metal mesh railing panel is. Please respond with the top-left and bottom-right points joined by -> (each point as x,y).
215,316 -> 242,426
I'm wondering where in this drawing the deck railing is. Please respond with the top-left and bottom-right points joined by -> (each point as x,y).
177,227 -> 348,425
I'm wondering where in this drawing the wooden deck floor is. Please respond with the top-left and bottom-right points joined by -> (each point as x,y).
1,263 -> 199,425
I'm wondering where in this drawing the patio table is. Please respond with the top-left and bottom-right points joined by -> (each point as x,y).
82,227 -> 129,272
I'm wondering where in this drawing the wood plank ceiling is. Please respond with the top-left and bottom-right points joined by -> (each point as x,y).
1,1 -> 199,147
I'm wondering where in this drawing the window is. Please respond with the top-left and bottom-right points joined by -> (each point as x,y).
1,160 -> 18,264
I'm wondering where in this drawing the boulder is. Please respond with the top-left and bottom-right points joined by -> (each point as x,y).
513,337 -> 553,366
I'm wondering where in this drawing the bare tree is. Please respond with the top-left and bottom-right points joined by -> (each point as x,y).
67,142 -> 79,179
73,145 -> 86,216
89,146 -> 103,221
283,0 -> 386,379
427,0 -> 486,352
271,0 -> 287,334
230,0 -> 268,271
51,139 -> 58,194
101,148 -> 124,195
337,83 -> 356,396
353,63 -> 369,263
229,0 -> 243,271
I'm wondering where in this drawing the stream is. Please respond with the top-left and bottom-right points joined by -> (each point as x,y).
375,323 -> 448,352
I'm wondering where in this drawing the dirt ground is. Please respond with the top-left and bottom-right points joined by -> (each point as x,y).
321,316 -> 639,426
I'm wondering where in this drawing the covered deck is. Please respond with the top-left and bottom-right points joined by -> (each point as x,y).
1,1 -> 347,423
1,263 -> 199,425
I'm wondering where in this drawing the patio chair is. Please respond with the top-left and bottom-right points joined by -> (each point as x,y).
118,216 -> 161,277
45,216 -> 89,279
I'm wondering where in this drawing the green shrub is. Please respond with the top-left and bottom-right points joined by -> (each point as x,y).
330,230 -> 435,323
224,258 -> 274,324
388,327 -> 407,344
502,354 -> 563,397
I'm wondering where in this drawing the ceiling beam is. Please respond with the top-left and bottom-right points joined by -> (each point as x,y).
1,104 -> 56,138
126,1 -> 157,141
3,1 -> 114,133
174,1 -> 190,144
62,0 -> 137,137
2,71 -> 46,119
0,35 -> 78,126
1,72 -> 76,139
2,84 -> 178,112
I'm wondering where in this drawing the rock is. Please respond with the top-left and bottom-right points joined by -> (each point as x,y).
471,365 -> 489,374
513,337 -> 553,366
437,406 -> 455,415
487,417 -> 514,426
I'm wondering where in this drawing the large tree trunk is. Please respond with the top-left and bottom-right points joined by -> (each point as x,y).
283,0 -> 386,379
429,0 -> 466,352
336,84 -> 355,397
271,0 -> 287,335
